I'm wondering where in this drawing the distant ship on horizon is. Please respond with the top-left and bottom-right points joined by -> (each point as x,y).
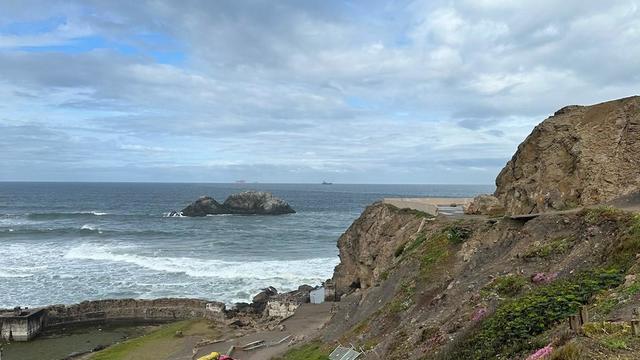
321,181 -> 333,185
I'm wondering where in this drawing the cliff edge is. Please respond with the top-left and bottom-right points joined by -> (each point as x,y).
495,96 -> 640,215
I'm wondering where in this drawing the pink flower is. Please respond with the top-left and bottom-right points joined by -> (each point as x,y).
526,345 -> 553,360
471,307 -> 488,321
531,272 -> 558,284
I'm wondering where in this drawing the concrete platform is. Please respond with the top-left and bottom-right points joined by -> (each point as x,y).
383,197 -> 472,216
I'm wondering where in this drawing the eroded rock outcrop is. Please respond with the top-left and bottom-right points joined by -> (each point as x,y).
495,95 -> 640,214
464,194 -> 505,216
176,191 -> 295,216
332,203 -> 425,298
180,196 -> 226,217
223,191 -> 295,215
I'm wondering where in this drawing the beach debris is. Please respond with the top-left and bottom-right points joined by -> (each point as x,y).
226,345 -> 235,356
329,345 -> 362,360
241,339 -> 266,351
271,334 -> 292,345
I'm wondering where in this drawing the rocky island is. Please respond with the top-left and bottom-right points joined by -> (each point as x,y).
170,191 -> 296,216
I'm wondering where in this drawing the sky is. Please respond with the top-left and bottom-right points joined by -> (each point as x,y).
0,1 -> 639,184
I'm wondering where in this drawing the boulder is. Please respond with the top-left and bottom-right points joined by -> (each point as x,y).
251,286 -> 278,314
223,191 -> 295,215
495,96 -> 640,215
180,196 -> 225,217
464,194 -> 505,216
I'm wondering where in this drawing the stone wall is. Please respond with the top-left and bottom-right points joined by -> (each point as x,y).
44,298 -> 226,327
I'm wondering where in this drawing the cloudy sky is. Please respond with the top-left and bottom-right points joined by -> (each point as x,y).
1,0 -> 638,183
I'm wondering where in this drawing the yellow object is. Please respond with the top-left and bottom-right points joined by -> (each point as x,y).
197,352 -> 220,360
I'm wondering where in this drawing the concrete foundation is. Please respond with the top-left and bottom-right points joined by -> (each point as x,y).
0,308 -> 46,341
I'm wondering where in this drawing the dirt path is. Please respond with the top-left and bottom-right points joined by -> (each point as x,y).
189,303 -> 334,360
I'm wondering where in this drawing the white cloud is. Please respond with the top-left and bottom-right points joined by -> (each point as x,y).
0,0 -> 639,182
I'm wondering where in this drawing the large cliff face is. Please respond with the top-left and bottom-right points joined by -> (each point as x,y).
326,202 -> 640,359
331,203 -> 426,297
495,96 -> 640,215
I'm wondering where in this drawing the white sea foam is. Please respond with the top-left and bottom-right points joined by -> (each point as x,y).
64,243 -> 339,281
0,270 -> 34,278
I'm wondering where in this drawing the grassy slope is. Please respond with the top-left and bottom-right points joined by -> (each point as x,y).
273,341 -> 330,360
91,320 -> 220,360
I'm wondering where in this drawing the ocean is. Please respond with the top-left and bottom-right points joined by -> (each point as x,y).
0,182 -> 493,307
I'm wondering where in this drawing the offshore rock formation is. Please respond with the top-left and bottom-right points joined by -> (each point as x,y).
222,191 -> 295,215
176,191 -> 295,216
494,96 -> 640,214
180,196 -> 226,217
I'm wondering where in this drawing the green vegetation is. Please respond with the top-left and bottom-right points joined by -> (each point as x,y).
405,233 -> 428,254
274,341 -> 329,360
420,233 -> 450,277
609,213 -> 640,268
91,320 -> 219,360
549,342 -> 583,360
444,224 -> 472,244
442,269 -> 625,360
385,203 -> 434,219
388,280 -> 416,313
524,236 -> 574,259
483,274 -> 528,297
584,206 -> 623,224
601,337 -> 628,350
380,269 -> 389,280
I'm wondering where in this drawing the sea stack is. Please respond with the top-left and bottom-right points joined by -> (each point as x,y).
180,196 -> 226,217
222,191 -> 295,215
177,191 -> 295,216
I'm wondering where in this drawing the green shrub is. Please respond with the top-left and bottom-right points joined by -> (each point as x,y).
445,268 -> 625,359
549,342 -> 583,360
601,337 -> 628,350
445,225 -> 472,244
485,274 -> 528,297
405,233 -> 428,253
524,237 -> 574,259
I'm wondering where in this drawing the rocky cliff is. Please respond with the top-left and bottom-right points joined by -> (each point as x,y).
324,202 -> 640,360
317,96 -> 640,360
331,203 -> 427,298
495,96 -> 640,215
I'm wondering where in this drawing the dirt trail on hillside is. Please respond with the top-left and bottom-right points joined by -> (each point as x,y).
185,303 -> 334,360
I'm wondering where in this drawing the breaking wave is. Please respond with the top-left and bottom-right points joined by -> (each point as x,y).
64,244 -> 339,281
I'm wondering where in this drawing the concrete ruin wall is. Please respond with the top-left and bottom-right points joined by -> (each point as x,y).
0,310 -> 46,341
44,298 -> 226,327
266,300 -> 299,318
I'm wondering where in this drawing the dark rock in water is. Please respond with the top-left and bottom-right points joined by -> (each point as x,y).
223,191 -> 295,215
180,196 -> 225,217
177,191 -> 295,217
